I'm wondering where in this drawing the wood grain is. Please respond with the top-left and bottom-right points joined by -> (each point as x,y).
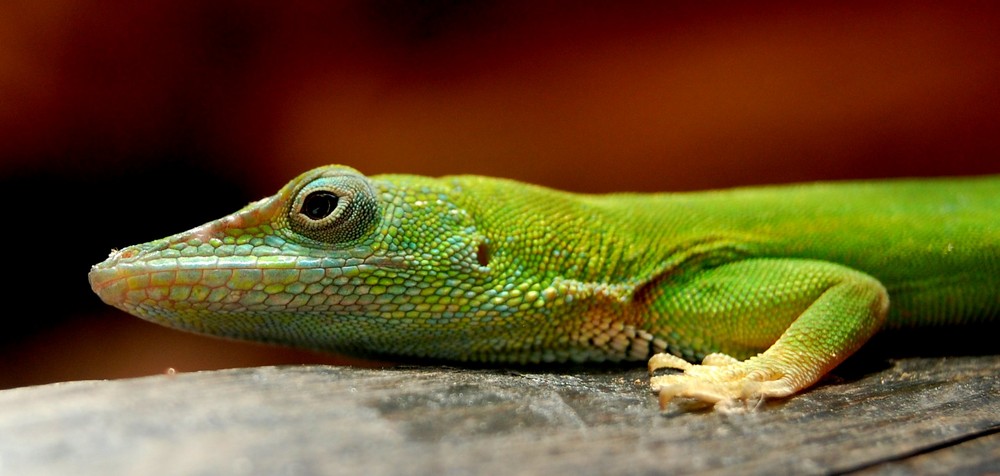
0,356 -> 997,475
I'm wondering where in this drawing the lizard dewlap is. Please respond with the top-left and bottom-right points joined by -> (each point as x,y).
89,165 -> 999,411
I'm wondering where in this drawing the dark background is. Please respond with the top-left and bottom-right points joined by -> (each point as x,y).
2,1 -> 998,389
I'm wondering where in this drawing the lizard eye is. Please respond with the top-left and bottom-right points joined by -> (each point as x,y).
301,191 -> 339,220
288,173 -> 380,244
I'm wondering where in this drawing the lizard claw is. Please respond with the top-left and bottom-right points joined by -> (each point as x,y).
648,352 -> 795,413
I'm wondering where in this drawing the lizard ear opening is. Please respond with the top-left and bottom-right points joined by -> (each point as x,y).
476,242 -> 491,267
288,173 -> 380,244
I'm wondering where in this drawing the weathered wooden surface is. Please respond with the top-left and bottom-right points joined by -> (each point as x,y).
0,356 -> 997,475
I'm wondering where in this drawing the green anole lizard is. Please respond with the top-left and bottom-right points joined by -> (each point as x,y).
89,165 -> 999,411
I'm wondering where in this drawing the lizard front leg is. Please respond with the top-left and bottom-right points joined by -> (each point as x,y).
643,258 -> 889,412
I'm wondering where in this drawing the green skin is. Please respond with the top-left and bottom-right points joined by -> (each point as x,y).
90,165 -> 999,408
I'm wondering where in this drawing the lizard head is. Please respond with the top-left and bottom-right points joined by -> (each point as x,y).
88,164 -> 524,359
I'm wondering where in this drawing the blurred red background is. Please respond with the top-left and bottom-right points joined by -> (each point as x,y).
1,1 -> 998,389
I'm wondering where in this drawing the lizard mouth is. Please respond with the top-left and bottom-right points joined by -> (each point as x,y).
89,196 -> 281,309
88,252 -> 136,308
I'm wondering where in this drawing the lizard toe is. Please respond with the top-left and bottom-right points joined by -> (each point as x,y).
649,354 -> 799,412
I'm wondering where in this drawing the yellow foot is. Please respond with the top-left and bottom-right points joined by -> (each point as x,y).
648,352 -> 800,413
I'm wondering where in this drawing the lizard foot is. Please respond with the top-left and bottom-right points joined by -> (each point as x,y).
648,352 -> 798,413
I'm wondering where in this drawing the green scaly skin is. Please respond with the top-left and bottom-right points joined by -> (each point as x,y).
89,165 -> 999,411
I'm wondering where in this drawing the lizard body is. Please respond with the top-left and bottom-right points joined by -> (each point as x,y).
89,165 -> 999,410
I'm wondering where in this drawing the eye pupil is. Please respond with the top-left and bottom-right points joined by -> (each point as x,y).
302,191 -> 339,220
